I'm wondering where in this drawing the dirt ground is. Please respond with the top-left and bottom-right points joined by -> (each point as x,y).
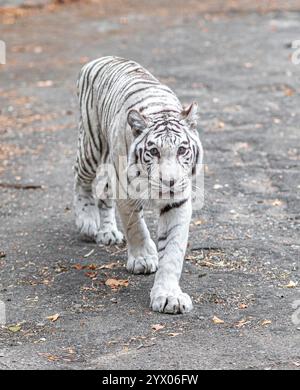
0,0 -> 299,369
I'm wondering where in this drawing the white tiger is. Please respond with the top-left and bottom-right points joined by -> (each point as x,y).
74,56 -> 203,314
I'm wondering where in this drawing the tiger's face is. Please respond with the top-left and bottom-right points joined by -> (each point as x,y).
127,103 -> 203,202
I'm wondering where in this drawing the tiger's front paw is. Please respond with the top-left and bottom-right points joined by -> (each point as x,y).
96,229 -> 124,246
150,286 -> 193,314
127,254 -> 158,274
126,240 -> 158,274
75,204 -> 100,241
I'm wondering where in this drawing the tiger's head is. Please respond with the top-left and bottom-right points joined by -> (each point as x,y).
127,102 -> 203,203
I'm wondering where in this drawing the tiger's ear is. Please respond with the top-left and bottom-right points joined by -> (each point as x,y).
127,110 -> 148,137
181,102 -> 198,128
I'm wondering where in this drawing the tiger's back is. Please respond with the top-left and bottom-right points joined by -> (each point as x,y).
77,56 -> 182,145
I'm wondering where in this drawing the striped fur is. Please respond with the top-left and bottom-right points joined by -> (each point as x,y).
74,56 -> 203,313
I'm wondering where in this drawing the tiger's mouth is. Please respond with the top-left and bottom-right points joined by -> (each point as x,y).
149,180 -> 190,199
126,167 -> 191,200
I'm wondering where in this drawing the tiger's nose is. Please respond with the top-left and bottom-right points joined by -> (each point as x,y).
160,178 -> 176,188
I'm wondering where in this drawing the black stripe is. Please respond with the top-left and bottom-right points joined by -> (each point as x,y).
77,172 -> 93,183
103,62 -> 136,121
79,147 -> 94,174
124,85 -> 158,103
86,139 -> 99,168
192,147 -> 200,175
127,95 -> 170,111
160,199 -> 188,215
122,79 -> 159,99
150,109 -> 180,116
84,98 -> 99,152
80,59 -> 103,107
157,223 -> 181,242
90,60 -> 112,107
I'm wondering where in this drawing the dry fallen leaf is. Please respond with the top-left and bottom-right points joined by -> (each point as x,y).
73,263 -> 98,271
105,278 -> 128,289
152,324 -> 165,332
79,56 -> 90,64
185,254 -> 198,261
37,80 -> 53,88
86,264 -> 97,270
284,87 -> 295,97
72,264 -> 84,270
235,318 -> 250,328
167,332 -> 181,337
212,316 -> 224,324
199,261 -> 216,268
46,354 -> 60,362
272,199 -> 283,206
261,319 -> 272,326
8,324 -> 21,333
33,46 -> 43,54
238,303 -> 248,309
38,353 -> 60,362
194,219 -> 204,226
46,313 -> 60,322
282,280 -> 298,288
99,262 -> 119,270
85,271 -> 98,279
213,184 -> 223,190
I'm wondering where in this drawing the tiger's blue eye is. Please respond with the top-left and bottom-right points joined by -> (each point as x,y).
178,146 -> 186,155
150,148 -> 160,157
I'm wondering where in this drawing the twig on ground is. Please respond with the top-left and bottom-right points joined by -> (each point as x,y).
0,183 -> 43,190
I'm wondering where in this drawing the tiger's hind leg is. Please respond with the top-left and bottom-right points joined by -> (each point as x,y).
74,179 -> 100,241
96,198 -> 124,246
74,164 -> 101,242
74,118 -> 101,242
